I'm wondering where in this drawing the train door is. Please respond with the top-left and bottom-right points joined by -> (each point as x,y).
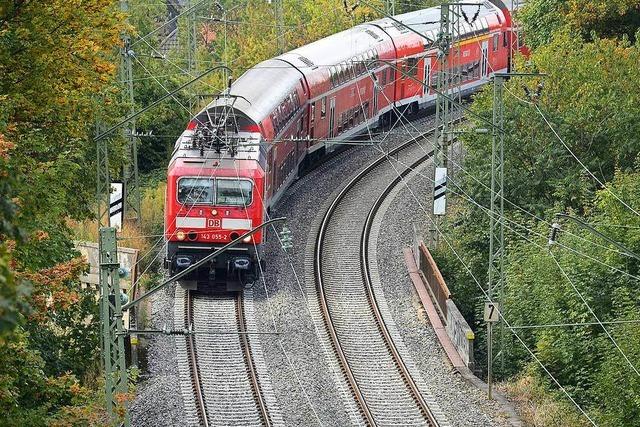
329,97 -> 336,139
309,102 -> 315,144
481,40 -> 489,78
423,59 -> 431,97
373,80 -> 379,116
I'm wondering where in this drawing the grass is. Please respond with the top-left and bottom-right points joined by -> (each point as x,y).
499,373 -> 591,427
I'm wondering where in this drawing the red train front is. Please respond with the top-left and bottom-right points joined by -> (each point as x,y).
165,115 -> 266,289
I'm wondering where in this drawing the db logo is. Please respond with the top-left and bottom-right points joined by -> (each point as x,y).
207,219 -> 221,228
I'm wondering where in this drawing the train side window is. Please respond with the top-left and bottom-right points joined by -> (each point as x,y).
380,67 -> 387,86
503,31 -> 508,47
493,33 -> 499,51
321,97 -> 326,118
311,103 -> 315,123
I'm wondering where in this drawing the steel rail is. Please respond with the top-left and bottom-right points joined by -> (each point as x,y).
185,290 -> 210,427
236,292 -> 273,427
314,126 -> 440,426
361,147 -> 439,426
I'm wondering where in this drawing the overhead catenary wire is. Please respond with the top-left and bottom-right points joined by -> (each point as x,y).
228,156 -> 325,427
368,83 -> 640,282
362,57 -> 640,391
371,43 -> 640,263
495,71 -> 640,218
361,118 -> 598,426
549,250 -> 640,377
534,103 -> 640,217
510,319 -> 640,330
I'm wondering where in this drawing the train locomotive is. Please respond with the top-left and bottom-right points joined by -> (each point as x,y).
165,0 -> 516,289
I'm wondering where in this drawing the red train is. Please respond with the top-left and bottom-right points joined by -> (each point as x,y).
165,0 -> 516,288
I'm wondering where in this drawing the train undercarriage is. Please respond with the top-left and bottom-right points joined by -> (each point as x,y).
166,241 -> 262,291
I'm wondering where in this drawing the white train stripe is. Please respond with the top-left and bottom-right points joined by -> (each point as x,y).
222,218 -> 252,229
176,217 -> 206,228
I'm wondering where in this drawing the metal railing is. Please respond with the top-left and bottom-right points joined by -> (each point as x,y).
418,242 -> 451,319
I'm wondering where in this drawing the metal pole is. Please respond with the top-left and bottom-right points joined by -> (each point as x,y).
487,321 -> 493,399
99,227 -> 129,425
488,73 -> 544,384
275,0 -> 285,54
385,0 -> 395,15
487,75 -> 505,394
434,3 -> 450,171
120,0 -> 141,225
96,122 -> 111,228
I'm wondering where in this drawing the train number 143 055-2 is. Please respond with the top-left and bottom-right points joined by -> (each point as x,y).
201,233 -> 227,241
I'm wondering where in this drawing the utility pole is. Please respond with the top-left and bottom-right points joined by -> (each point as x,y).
385,0 -> 395,15
120,0 -> 141,225
487,74 -> 505,399
486,72 -> 544,398
99,228 -> 129,425
96,121 -> 111,227
274,0 -> 285,54
186,0 -> 198,111
431,3 -> 464,247
95,121 -> 129,423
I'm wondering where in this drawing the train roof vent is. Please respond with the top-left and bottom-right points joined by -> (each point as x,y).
364,29 -> 381,40
298,56 -> 315,68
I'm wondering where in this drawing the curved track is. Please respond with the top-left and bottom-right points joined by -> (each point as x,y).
314,129 -> 442,426
175,288 -> 274,426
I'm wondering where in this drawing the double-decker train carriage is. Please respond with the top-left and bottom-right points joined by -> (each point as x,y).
165,0 -> 516,289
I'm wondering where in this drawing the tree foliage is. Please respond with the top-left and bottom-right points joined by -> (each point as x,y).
520,0 -> 640,48
434,2 -> 640,424
0,1 -> 125,424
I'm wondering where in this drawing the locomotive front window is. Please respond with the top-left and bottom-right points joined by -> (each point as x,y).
178,178 -> 214,204
216,179 -> 252,206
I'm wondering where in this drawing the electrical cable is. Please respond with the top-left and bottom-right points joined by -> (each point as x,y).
230,159 -> 325,426
364,64 -> 640,385
367,87 -> 640,282
361,126 -> 598,425
549,250 -> 640,377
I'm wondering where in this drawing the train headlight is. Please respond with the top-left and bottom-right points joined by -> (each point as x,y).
242,235 -> 252,243
176,230 -> 186,241
211,209 -> 218,216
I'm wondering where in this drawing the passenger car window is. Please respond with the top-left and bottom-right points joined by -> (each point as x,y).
178,178 -> 214,204
216,179 -> 252,206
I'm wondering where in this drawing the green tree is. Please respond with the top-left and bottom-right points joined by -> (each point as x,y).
520,0 -> 640,48
0,0 -> 126,423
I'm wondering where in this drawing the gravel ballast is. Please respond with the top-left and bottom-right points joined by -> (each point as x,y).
372,161 -> 515,426
130,283 -> 187,426
132,114 -> 516,426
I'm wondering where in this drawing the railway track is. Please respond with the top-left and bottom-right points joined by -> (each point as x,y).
313,128 -> 448,426
175,287 -> 279,426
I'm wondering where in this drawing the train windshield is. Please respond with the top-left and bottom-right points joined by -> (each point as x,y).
216,179 -> 252,206
177,178 -> 214,204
